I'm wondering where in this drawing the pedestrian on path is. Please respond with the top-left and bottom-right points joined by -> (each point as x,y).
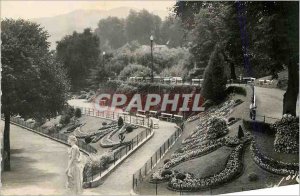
249,103 -> 257,120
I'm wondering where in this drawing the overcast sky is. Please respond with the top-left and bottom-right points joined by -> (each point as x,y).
1,1 -> 175,19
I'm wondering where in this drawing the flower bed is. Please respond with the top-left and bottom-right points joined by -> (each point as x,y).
164,142 -> 224,169
167,144 -> 245,191
273,114 -> 299,154
250,141 -> 299,175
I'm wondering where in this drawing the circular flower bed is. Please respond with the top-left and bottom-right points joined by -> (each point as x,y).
168,144 -> 245,191
250,141 -> 299,175
273,114 -> 299,154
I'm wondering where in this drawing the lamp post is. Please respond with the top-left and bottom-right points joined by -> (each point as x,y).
150,35 -> 154,83
102,51 -> 107,80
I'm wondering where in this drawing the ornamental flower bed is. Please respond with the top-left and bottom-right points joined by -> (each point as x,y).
168,144 -> 244,191
164,142 -> 224,169
150,168 -> 174,183
250,141 -> 299,175
206,116 -> 229,139
273,114 -> 299,154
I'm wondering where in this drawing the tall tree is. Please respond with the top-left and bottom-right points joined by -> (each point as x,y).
201,44 -> 227,102
160,16 -> 186,47
1,19 -> 70,170
95,17 -> 126,49
125,9 -> 162,44
56,28 -> 100,90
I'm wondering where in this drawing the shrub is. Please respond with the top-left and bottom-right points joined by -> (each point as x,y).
202,99 -> 215,108
176,173 -> 186,181
59,114 -> 71,125
161,169 -> 173,177
238,125 -> 245,139
118,117 -> 124,127
85,137 -> 92,144
126,126 -> 134,133
75,108 -> 82,118
226,86 -> 247,96
102,122 -> 108,126
201,45 -> 227,102
248,173 -> 259,182
206,117 -> 229,139
164,159 -> 171,164
228,117 -> 235,122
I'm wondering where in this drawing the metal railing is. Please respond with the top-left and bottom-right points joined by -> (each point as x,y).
132,125 -> 183,191
83,127 -> 153,185
76,107 -> 151,128
254,114 -> 280,124
6,116 -> 97,154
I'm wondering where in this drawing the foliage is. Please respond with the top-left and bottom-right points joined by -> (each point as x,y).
56,28 -> 100,90
119,64 -> 152,78
238,125 -> 245,139
250,141 -> 298,175
102,122 -> 108,126
95,17 -> 126,49
201,45 -> 227,102
125,9 -> 162,45
273,114 -> 299,154
226,86 -> 247,96
126,126 -> 134,133
161,169 -> 173,178
206,117 -> 229,139
164,159 -> 171,165
75,108 -> 82,118
1,18 -> 70,170
160,16 -> 186,47
175,173 -> 186,181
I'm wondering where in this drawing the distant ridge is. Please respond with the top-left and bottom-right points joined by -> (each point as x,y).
30,7 -> 170,49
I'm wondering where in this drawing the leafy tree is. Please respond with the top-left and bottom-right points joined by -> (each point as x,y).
125,9 -> 162,44
95,17 -> 126,49
160,16 -> 186,47
201,44 -> 227,102
1,19 -> 70,170
119,64 -> 152,79
56,28 -> 100,90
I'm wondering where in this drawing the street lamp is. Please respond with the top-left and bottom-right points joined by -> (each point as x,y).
150,35 -> 154,83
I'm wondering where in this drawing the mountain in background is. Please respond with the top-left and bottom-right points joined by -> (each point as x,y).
30,7 -> 170,49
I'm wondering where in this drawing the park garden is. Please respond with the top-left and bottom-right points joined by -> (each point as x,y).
1,1 -> 299,195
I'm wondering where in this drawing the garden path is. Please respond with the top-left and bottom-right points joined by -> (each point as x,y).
255,87 -> 299,122
1,123 -> 73,195
83,121 -> 177,195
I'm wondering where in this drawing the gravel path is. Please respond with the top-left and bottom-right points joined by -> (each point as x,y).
1,123 -> 70,195
255,87 -> 299,123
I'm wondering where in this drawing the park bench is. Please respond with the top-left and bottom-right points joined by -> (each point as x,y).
159,112 -> 173,121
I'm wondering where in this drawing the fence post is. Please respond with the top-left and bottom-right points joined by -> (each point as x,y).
263,116 -> 266,123
137,134 -> 139,145
155,151 -> 158,164
132,174 -> 135,190
160,147 -> 162,159
151,156 -> 153,169
145,162 -> 147,175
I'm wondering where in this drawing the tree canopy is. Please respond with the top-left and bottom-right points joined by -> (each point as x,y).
56,28 -> 100,90
1,19 -> 70,170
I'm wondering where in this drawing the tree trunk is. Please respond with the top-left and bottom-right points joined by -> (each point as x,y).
3,112 -> 11,171
283,62 -> 299,116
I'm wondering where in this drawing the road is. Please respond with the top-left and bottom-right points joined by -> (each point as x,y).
1,123 -> 69,195
255,87 -> 299,122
